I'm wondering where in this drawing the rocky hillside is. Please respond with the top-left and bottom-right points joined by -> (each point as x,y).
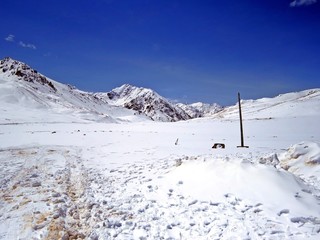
0,57 -> 57,92
0,57 -> 144,123
177,102 -> 223,118
1,57 -> 223,122
95,84 -> 193,122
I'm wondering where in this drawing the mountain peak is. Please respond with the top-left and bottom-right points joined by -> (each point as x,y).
113,84 -> 154,97
0,57 -> 57,92
105,84 -> 192,121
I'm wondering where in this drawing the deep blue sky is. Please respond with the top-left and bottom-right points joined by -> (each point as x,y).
1,0 -> 320,105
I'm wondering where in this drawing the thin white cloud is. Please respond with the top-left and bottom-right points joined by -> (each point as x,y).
290,0 -> 317,7
5,34 -> 37,50
19,41 -> 36,50
5,34 -> 15,42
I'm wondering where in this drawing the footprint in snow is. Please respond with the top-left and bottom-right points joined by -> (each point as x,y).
188,200 -> 198,206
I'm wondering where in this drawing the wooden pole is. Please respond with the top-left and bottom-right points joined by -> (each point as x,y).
237,92 -> 249,148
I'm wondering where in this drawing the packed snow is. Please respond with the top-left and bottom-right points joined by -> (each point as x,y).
1,58 -> 320,239
1,116 -> 320,239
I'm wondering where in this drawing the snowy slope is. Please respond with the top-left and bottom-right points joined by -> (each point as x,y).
1,116 -> 320,239
214,89 -> 320,120
1,57 -> 320,239
0,57 -> 222,123
279,141 -> 320,188
95,84 -> 192,122
177,102 -> 223,118
0,57 -> 147,124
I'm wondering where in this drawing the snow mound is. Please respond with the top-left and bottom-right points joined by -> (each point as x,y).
279,142 -> 320,184
259,153 -> 280,167
282,142 -> 320,166
157,156 -> 320,218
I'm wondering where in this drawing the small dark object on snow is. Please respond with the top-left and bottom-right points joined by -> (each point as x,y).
212,143 -> 225,149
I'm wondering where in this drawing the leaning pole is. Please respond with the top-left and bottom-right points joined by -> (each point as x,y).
237,92 -> 249,148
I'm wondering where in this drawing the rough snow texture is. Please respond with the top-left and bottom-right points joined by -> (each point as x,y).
279,142 -> 320,188
1,119 -> 320,239
1,57 -> 320,239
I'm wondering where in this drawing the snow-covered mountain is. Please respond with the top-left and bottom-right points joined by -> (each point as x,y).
0,57 -> 57,92
0,57 -> 148,124
97,84 -> 224,121
214,89 -> 320,120
177,102 -> 223,118
95,84 -> 194,122
0,57 -> 223,123
1,57 -> 319,124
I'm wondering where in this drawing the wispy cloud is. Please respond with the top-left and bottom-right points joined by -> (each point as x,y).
290,0 -> 317,7
19,41 -> 36,50
5,34 -> 15,42
4,34 -> 37,50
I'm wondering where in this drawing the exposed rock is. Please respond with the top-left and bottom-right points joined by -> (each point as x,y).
0,57 -> 56,92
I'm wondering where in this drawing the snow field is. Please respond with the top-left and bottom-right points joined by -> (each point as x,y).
0,115 -> 320,239
1,57 -> 320,239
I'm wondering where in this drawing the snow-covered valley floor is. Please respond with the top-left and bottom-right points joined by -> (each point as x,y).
1,116 -> 320,239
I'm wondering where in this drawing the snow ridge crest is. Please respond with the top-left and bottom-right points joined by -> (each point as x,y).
104,84 -> 193,121
0,57 -> 56,92
0,57 -> 222,122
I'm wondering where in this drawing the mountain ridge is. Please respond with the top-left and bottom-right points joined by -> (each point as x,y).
0,57 -> 145,123
1,57 -> 319,123
213,88 -> 320,120
95,84 -> 197,122
0,57 -> 223,122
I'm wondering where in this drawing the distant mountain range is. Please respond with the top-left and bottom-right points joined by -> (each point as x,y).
0,57 -> 319,123
94,84 -> 222,122
0,57 -> 222,123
